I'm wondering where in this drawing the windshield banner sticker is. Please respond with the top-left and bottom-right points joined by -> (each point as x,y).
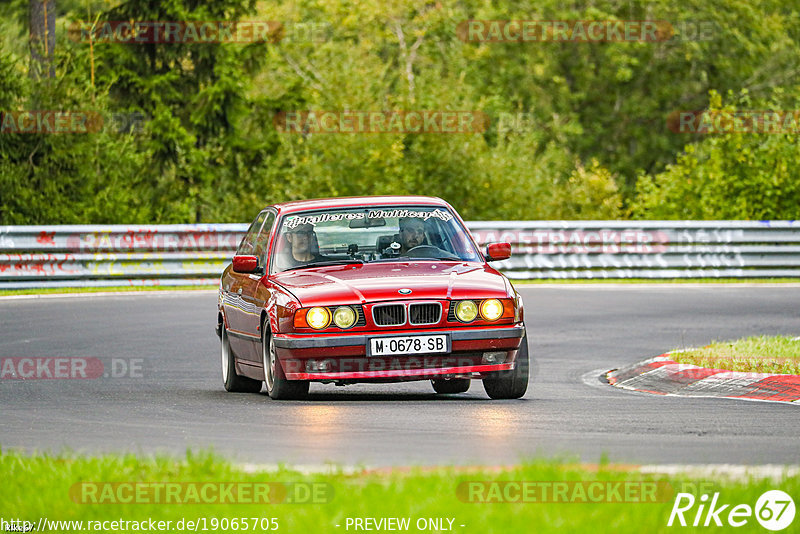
283,209 -> 453,228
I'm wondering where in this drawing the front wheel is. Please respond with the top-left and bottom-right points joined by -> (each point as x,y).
262,327 -> 309,400
221,326 -> 262,393
482,330 -> 529,399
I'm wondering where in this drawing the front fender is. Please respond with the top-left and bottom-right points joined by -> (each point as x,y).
265,280 -> 302,335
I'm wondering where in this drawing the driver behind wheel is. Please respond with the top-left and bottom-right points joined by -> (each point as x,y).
284,223 -> 326,268
398,217 -> 427,254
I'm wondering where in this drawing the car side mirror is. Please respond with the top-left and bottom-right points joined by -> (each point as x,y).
485,242 -> 512,262
232,255 -> 260,274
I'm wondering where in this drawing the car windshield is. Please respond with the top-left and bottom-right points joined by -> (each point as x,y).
271,206 -> 481,273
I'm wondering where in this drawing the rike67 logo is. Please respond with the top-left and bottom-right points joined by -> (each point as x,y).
668,490 -> 795,530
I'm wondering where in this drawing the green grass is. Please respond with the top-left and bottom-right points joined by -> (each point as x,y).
0,285 -> 217,297
671,335 -> 800,375
2,450 -> 798,533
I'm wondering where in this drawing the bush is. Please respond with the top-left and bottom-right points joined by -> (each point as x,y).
632,90 -> 800,219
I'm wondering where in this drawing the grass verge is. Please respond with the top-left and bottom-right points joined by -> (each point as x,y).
1,450 -> 798,533
671,335 -> 800,375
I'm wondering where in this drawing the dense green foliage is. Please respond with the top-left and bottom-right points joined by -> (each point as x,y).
632,91 -> 800,219
0,0 -> 798,223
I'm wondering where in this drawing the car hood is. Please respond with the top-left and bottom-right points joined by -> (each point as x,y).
270,262 -> 512,306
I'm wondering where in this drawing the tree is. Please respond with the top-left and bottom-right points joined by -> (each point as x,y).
29,0 -> 56,79
632,90 -> 800,219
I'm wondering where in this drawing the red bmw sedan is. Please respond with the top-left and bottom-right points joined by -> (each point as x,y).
216,196 -> 528,400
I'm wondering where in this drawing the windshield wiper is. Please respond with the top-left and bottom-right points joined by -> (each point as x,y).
285,259 -> 365,271
372,256 -> 461,262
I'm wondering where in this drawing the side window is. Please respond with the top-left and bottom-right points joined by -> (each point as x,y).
236,212 -> 268,255
253,212 -> 276,265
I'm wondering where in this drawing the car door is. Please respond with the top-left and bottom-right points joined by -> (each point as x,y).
223,211 -> 268,358
237,210 -> 276,362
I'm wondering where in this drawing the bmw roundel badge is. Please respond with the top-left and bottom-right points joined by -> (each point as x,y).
398,288 -> 412,295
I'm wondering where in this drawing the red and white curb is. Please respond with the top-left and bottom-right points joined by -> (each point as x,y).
607,356 -> 800,404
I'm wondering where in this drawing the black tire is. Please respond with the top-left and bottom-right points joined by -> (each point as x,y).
262,326 -> 309,400
221,326 -> 262,393
482,330 -> 529,399
431,378 -> 471,394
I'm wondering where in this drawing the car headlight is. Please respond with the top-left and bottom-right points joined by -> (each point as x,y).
480,299 -> 504,321
455,300 -> 478,322
306,307 -> 331,329
333,306 -> 357,329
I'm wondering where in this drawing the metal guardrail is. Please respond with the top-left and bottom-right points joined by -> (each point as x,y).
1,221 -> 799,288
0,225 -> 245,289
468,220 -> 800,279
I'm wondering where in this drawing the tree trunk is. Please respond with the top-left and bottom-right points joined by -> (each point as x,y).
29,0 -> 56,79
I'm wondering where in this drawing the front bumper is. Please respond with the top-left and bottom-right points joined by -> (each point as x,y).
273,324 -> 524,381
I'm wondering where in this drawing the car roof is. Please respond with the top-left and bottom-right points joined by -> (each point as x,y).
269,195 -> 451,215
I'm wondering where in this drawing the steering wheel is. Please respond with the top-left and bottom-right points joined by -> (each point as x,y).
405,245 -> 460,260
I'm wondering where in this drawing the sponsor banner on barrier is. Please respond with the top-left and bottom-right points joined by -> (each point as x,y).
2,222 -> 800,287
0,228 -> 245,253
0,253 -> 229,278
470,229 -> 669,254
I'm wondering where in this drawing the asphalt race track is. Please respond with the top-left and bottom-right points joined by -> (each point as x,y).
1,286 -> 799,467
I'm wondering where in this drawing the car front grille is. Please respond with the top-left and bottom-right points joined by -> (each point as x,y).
372,304 -> 406,326
447,302 -> 457,322
409,303 -> 441,325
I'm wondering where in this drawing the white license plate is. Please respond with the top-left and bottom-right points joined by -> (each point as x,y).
368,334 -> 449,356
